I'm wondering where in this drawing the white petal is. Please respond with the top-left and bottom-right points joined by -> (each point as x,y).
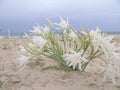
18,55 -> 29,68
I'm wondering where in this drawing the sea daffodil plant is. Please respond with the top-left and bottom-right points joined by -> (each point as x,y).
18,17 -> 120,84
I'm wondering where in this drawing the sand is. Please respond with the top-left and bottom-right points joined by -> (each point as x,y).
0,35 -> 120,90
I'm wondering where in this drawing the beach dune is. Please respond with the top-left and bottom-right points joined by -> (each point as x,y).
0,35 -> 120,90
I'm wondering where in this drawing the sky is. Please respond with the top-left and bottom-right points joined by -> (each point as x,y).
0,0 -> 120,33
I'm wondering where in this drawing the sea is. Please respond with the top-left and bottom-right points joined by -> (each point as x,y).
0,32 -> 120,39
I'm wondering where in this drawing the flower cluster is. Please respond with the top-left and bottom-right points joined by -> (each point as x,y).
63,49 -> 88,70
18,17 -> 120,84
18,25 -> 49,69
81,28 -> 120,84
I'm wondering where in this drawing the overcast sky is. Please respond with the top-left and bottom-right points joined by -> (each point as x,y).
0,0 -> 120,33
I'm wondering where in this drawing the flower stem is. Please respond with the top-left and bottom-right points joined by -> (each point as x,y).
81,51 -> 99,71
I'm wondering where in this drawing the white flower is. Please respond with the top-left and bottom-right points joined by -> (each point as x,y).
19,45 -> 28,55
90,27 -> 101,39
90,28 -> 120,84
30,24 -> 50,35
18,55 -> 29,69
54,17 -> 69,32
112,52 -> 120,72
93,36 -> 113,51
30,25 -> 42,35
103,52 -> 120,84
103,63 -> 117,84
81,31 -> 88,36
88,29 -> 101,52
63,49 -> 88,70
27,42 -> 37,51
89,28 -> 115,55
69,30 -> 78,41
41,26 -> 50,34
32,36 -> 47,50
18,36 -> 47,70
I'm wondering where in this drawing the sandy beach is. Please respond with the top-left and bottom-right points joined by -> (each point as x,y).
0,35 -> 120,90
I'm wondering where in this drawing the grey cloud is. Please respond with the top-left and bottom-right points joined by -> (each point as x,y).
0,0 -> 120,32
